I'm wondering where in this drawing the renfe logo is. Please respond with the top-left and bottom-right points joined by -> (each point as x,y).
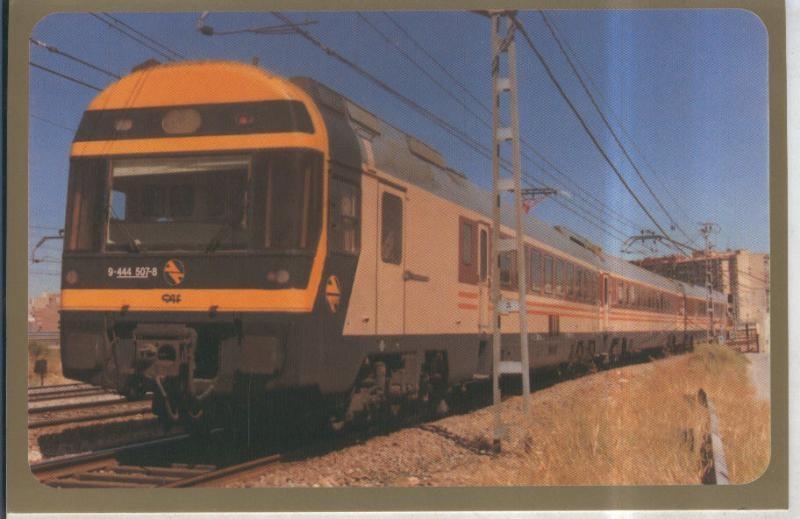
162,293 -> 182,304
163,259 -> 186,286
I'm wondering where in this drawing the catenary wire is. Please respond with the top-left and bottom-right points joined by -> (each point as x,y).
29,38 -> 121,79
543,13 -> 700,247
272,12 -> 651,254
537,11 -> 696,250
510,14 -> 691,255
101,12 -> 187,60
29,62 -> 102,91
89,13 -> 179,62
377,12 -> 648,237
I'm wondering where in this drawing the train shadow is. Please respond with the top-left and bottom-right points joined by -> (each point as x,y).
115,348 -> 682,469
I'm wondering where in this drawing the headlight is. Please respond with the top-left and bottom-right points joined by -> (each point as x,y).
65,270 -> 79,285
266,270 -> 290,285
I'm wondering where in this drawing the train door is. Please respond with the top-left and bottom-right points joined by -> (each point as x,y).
477,223 -> 491,331
376,185 -> 405,335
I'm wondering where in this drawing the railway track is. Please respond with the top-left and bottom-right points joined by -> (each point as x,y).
28,382 -> 95,394
31,432 -> 283,488
28,402 -> 153,429
28,383 -> 154,429
28,387 -> 109,402
28,395 -> 141,415
27,350 -> 677,488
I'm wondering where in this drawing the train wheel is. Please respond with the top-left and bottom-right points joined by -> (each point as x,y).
121,377 -> 146,401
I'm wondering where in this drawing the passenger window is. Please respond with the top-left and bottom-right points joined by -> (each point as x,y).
531,248 -> 542,292
479,228 -> 488,281
544,255 -> 553,294
499,251 -> 514,288
583,273 -> 590,303
566,263 -> 574,298
380,192 -> 402,264
330,178 -> 360,254
555,259 -> 564,297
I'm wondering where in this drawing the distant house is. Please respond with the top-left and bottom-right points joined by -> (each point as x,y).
28,292 -> 61,333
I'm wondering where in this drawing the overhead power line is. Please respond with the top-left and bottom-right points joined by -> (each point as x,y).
29,61 -> 102,91
272,12 -> 650,254
377,12 -> 648,238
542,14 -> 700,246
381,12 -> 492,118
89,13 -> 179,62
537,11 -> 695,249
102,12 -> 186,60
29,37 -> 120,78
359,12 -> 647,241
509,14 -> 688,255
30,114 -> 76,133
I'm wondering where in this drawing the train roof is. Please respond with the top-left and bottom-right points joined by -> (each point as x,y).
291,75 -> 723,300
87,61 -> 311,110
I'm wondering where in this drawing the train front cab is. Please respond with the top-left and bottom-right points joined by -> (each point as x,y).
57,62 -> 333,422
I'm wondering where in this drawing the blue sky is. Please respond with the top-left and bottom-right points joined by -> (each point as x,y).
27,10 -> 769,297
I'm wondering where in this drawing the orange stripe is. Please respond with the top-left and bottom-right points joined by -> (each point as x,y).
457,291 -> 479,299
61,288 -> 317,312
526,300 -> 596,312
71,133 -> 326,157
458,303 -> 479,310
525,309 -> 589,319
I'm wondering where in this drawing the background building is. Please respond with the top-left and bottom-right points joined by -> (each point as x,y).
28,292 -> 60,334
633,250 -> 769,350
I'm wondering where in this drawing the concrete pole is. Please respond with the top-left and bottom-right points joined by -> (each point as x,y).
490,12 -> 503,452
508,27 -> 532,414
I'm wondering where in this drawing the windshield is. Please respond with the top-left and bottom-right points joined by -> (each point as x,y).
65,151 -> 323,253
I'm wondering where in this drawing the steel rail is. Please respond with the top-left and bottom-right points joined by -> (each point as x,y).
28,403 -> 152,429
28,395 -> 135,414
161,453 -> 282,487
31,432 -> 192,476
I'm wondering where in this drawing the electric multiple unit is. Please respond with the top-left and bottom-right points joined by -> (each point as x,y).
59,61 -> 729,426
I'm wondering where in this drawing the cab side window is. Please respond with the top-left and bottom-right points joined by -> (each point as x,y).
458,217 -> 478,284
381,192 -> 403,264
330,178 -> 360,254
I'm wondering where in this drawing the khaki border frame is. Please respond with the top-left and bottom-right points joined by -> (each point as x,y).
6,0 -> 787,512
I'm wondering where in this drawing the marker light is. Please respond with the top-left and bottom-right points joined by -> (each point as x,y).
235,113 -> 255,126
162,109 -> 202,134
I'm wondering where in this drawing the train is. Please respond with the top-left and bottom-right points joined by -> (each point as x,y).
58,60 -> 729,428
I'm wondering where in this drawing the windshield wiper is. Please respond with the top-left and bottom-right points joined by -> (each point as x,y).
205,221 -> 236,253
109,206 -> 143,252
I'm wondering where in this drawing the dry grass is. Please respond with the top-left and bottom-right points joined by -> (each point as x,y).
435,343 -> 769,486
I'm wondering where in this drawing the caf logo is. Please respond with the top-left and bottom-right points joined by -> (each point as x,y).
163,259 -> 186,286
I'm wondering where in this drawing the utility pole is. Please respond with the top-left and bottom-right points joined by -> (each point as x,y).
489,10 -> 531,453
699,222 -> 720,341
